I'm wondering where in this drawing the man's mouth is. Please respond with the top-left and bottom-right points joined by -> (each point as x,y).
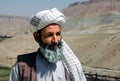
48,43 -> 58,50
51,46 -> 58,50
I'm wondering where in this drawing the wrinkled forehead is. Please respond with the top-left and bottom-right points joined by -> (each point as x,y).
37,23 -> 61,34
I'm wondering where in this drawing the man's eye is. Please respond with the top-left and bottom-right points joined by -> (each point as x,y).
44,32 -> 61,38
45,33 -> 53,37
56,32 -> 61,36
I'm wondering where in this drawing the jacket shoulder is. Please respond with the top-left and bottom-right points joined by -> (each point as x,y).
17,51 -> 37,63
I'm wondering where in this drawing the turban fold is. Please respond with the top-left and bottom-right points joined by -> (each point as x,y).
30,8 -> 66,33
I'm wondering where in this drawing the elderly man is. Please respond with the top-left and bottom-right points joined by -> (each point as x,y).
10,8 -> 86,81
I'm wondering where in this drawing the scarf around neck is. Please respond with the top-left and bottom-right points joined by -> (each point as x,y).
61,39 -> 87,81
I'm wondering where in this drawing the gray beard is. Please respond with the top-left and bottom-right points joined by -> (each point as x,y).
39,41 -> 62,63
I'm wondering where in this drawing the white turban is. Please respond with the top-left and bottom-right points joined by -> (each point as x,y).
29,8 -> 66,33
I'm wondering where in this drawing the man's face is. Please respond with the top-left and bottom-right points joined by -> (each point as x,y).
40,24 -> 62,50
34,24 -> 62,63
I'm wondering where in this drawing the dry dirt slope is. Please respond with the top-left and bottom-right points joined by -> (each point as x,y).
0,34 -> 39,66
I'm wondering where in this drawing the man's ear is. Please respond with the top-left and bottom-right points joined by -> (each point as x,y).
33,32 -> 40,42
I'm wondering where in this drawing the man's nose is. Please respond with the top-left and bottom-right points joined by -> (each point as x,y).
51,35 -> 58,43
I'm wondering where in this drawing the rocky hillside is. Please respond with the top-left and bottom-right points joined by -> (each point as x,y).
0,15 -> 29,36
61,0 -> 120,36
62,0 -> 120,16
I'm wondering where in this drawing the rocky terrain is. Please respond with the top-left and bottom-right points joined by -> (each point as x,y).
0,0 -> 120,80
62,0 -> 120,17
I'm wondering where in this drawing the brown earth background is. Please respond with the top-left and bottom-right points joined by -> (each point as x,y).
0,0 -> 120,80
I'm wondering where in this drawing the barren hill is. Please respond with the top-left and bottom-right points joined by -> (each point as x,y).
62,0 -> 120,16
